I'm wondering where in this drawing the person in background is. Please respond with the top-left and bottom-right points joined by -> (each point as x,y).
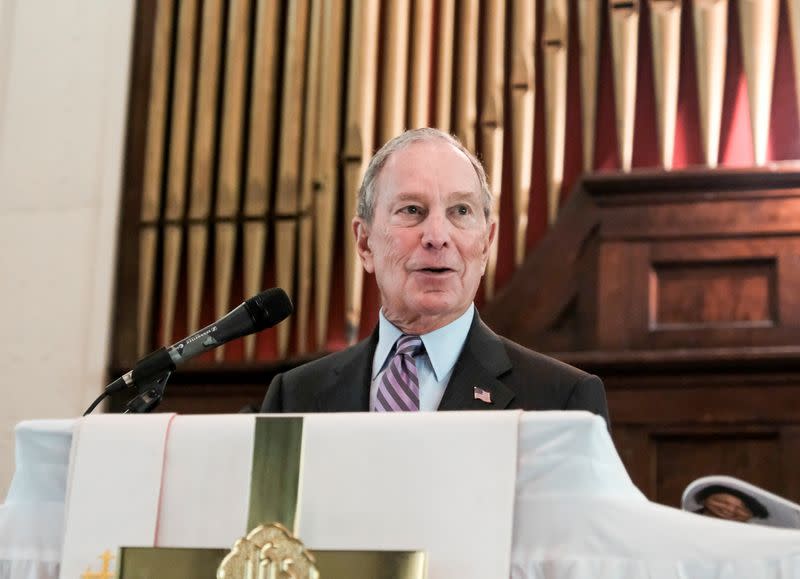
693,486 -> 768,523
680,476 -> 800,528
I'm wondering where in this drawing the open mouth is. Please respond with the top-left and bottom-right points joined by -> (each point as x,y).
419,267 -> 453,274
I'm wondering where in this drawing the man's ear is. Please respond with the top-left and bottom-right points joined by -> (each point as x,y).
353,217 -> 375,273
482,219 -> 497,264
478,219 -> 497,275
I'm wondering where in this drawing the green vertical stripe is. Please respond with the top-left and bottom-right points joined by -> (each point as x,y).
247,417 -> 304,532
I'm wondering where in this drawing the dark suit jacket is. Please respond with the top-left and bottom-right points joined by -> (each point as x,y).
261,313 -> 609,425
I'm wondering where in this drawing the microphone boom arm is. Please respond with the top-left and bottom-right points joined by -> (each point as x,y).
122,370 -> 173,414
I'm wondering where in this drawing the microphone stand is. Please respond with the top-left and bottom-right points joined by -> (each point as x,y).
122,370 -> 172,414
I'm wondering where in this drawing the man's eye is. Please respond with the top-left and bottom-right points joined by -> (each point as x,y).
402,206 -> 420,214
455,205 -> 470,215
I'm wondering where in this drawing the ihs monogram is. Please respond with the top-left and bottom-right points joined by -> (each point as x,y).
81,550 -> 114,579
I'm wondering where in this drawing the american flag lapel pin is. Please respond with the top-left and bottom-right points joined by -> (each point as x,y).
473,386 -> 492,404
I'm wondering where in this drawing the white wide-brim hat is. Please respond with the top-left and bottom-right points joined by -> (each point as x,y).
682,475 -> 800,529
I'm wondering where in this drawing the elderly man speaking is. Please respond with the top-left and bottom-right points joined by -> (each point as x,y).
261,128 -> 609,423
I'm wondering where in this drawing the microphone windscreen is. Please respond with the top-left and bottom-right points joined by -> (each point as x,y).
244,288 -> 294,330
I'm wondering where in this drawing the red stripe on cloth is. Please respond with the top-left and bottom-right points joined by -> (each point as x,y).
152,413 -> 178,546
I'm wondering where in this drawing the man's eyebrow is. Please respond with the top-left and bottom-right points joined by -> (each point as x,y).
392,191 -> 478,201
392,192 -> 425,202
388,191 -> 481,209
446,191 -> 480,202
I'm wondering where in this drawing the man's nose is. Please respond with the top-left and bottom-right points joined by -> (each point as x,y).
420,211 -> 451,249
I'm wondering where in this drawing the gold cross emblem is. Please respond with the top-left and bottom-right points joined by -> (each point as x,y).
81,550 -> 114,579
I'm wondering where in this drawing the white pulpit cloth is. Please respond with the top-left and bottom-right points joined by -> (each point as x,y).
155,415 -> 255,547
131,412 -> 521,578
296,412 -> 520,579
0,420 -> 73,579
509,413 -> 800,578
59,414 -> 175,579
5,411 -> 800,579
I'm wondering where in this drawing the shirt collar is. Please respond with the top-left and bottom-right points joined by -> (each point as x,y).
373,305 -> 475,380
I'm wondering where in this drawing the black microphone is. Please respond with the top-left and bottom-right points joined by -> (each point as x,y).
105,288 -> 293,394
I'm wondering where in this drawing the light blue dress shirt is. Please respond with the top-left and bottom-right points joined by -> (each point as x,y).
370,305 -> 475,411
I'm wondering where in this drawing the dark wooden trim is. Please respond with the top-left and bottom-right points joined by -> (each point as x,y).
581,166 -> 800,200
107,352 -> 325,413
550,346 -> 800,375
110,0 -> 159,372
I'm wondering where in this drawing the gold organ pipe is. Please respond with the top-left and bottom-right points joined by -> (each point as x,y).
380,0 -> 411,143
343,0 -> 380,344
435,0 -> 456,131
274,0 -> 311,357
738,0 -> 779,166
789,0 -> 800,141
455,0 -> 480,151
138,0 -> 175,357
510,0 -> 536,266
649,0 -> 681,170
480,0 -> 506,299
242,0 -> 281,359
187,0 -> 223,335
408,0 -> 434,128
214,0 -> 251,361
692,0 -> 727,168
161,0 -> 198,348
609,0 -> 640,172
543,0 -> 569,224
314,0 -> 346,350
578,0 -> 601,172
296,0 -> 323,355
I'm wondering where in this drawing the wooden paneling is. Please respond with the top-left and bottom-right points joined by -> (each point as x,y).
655,432 -> 781,507
612,426 -> 656,497
485,167 -> 800,506
595,241 -> 650,350
780,426 -> 800,497
614,425 -> 800,508
651,259 -> 775,328
609,383 -> 800,425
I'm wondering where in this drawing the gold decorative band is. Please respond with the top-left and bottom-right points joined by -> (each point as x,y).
119,544 -> 427,578
248,417 -> 304,532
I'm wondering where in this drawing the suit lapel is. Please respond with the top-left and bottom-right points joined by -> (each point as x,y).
313,329 -> 378,412
437,315 -> 516,411
312,316 -> 515,412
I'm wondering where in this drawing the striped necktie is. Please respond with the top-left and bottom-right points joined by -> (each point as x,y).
375,334 -> 424,412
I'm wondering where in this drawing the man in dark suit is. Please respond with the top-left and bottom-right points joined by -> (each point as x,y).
262,128 -> 608,424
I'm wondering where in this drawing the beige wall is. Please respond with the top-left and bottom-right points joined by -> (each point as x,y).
0,0 -> 134,499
